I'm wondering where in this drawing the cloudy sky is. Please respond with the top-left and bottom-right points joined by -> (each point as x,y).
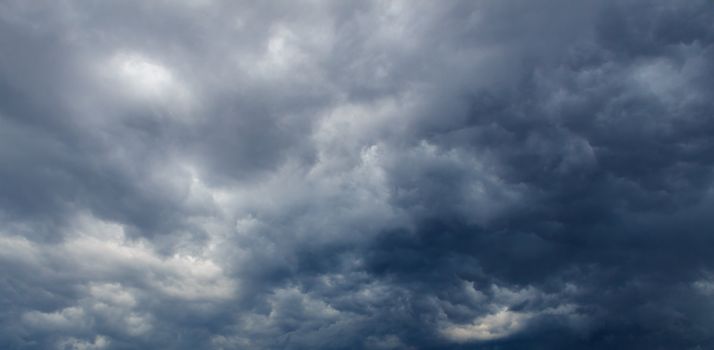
1,1 -> 714,349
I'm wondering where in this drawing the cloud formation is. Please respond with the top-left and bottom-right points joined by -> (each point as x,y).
1,0 -> 714,349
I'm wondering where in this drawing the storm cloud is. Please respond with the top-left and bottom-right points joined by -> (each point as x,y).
2,0 -> 714,349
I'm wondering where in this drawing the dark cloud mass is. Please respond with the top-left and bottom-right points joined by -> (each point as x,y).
1,0 -> 714,349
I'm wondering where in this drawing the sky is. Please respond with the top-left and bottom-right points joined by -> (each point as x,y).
1,1 -> 714,349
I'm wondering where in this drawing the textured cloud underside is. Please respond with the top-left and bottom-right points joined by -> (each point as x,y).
1,1 -> 714,349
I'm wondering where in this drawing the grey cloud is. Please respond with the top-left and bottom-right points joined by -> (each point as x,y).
1,0 -> 714,349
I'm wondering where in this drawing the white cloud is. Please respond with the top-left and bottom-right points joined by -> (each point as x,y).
442,308 -> 530,342
93,51 -> 197,118
56,335 -> 110,350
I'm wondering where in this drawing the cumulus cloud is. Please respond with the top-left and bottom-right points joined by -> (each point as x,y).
1,0 -> 714,349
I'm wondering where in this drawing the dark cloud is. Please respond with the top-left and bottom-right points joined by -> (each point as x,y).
1,0 -> 714,349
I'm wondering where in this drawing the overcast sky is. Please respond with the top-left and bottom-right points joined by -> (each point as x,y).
1,1 -> 714,349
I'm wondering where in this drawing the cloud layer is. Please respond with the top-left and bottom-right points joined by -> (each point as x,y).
2,1 -> 714,349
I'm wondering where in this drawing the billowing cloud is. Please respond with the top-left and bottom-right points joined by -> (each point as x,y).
2,0 -> 714,349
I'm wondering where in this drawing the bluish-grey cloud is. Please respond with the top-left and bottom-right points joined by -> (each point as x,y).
1,1 -> 714,349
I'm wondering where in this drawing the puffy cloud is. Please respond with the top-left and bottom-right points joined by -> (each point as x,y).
2,0 -> 714,349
